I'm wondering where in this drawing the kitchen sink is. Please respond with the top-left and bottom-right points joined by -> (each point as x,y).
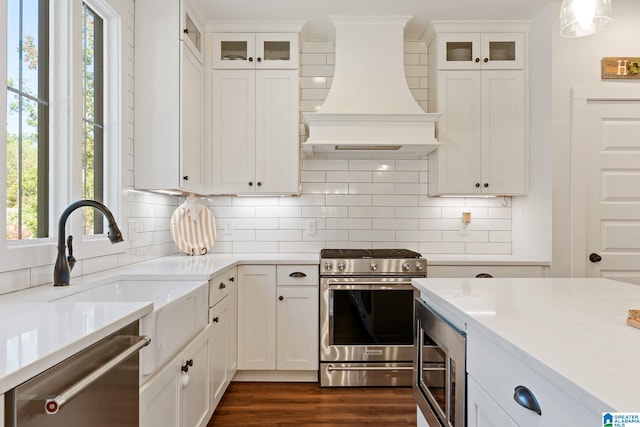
53,280 -> 208,381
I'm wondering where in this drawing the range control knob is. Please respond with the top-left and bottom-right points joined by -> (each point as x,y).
415,262 -> 424,271
370,262 -> 378,271
402,262 -> 410,271
337,262 -> 346,271
324,262 -> 333,271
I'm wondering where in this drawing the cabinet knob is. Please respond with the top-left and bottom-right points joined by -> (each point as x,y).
229,277 -> 235,282
589,253 -> 602,263
475,58 -> 480,63
475,183 -> 481,188
257,57 -> 262,62
183,175 -> 189,181
484,57 -> 489,63
248,181 -> 253,186
213,316 -> 220,323
181,359 -> 194,373
183,28 -> 189,34
248,57 -> 253,62
484,183 -> 489,188
513,385 -> 542,415
219,282 -> 226,289
279,296 -> 284,301
257,181 -> 262,187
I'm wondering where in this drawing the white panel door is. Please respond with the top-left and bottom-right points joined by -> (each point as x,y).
255,70 -> 300,194
584,100 -> 640,283
180,44 -> 204,193
237,266 -> 276,370
212,69 -> 256,193
433,71 -> 482,194
480,70 -> 526,195
276,286 -> 318,370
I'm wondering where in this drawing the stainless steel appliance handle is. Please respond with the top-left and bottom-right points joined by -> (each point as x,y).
42,335 -> 150,415
327,365 -> 413,372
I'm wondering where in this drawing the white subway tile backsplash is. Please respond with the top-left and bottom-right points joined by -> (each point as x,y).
349,183 -> 395,195
465,243 -> 512,254
302,88 -> 331,100
302,182 -> 349,194
302,41 -> 333,53
350,230 -> 396,242
372,195 -> 418,207
372,171 -> 419,183
256,206 -> 301,218
234,242 -> 279,253
373,219 -> 419,230
443,230 -> 489,243
490,230 -> 512,243
396,230 -> 442,242
300,76 -> 328,89
303,159 -> 349,171
326,218 -> 372,230
302,206 -> 349,218
0,269 -> 31,294
301,171 -> 326,183
326,171 -> 372,183
396,207 -> 442,219
421,242 -> 466,254
257,230 -> 301,241
301,64 -> 334,77
300,53 -> 327,65
349,206 -> 395,218
326,195 -> 372,206
349,159 -> 396,171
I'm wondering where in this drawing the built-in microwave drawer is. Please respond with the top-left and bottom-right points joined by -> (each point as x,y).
276,264 -> 319,286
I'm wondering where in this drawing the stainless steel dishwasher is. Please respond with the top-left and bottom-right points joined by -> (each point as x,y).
5,322 -> 150,427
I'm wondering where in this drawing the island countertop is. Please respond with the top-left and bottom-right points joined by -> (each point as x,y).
412,277 -> 640,412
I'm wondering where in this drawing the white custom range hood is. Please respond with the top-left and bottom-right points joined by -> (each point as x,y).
303,16 -> 440,157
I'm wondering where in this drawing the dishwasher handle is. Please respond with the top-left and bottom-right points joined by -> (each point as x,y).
42,335 -> 150,415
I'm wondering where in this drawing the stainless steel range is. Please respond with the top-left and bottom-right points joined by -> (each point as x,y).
319,248 -> 426,387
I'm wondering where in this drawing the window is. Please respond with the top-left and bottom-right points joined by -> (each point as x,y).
5,0 -> 49,240
82,3 -> 104,235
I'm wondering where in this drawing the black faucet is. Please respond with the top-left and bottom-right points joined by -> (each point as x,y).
53,200 -> 124,286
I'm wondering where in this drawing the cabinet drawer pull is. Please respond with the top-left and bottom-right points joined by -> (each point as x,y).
513,385 -> 542,415
475,273 -> 493,278
219,282 -> 226,289
289,272 -> 307,278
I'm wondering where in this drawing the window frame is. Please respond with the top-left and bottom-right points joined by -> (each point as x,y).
0,0 -> 126,275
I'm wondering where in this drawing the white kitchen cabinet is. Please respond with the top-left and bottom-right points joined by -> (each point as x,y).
135,0 -> 206,193
467,375 -> 518,427
467,327 -> 599,427
237,265 -> 318,373
212,33 -> 299,69
436,32 -> 525,70
427,264 -> 549,278
237,265 -> 277,369
211,67 -> 300,195
428,24 -> 528,196
209,267 -> 237,412
140,326 -> 210,427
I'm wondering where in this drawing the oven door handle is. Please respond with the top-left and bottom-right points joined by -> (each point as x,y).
323,279 -> 416,290
327,365 -> 413,372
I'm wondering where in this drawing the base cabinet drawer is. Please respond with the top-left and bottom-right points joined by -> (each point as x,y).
428,265 -> 548,278
467,330 -> 601,427
468,375 -> 518,427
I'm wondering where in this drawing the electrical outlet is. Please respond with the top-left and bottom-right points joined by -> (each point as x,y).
223,219 -> 234,235
305,219 -> 317,236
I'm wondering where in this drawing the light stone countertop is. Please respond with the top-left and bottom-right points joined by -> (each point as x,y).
412,277 -> 640,412
0,252 -> 319,394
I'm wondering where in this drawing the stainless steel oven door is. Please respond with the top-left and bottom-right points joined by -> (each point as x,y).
320,277 -> 418,363
414,297 -> 466,427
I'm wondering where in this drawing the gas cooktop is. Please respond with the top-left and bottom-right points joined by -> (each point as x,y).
320,249 -> 422,259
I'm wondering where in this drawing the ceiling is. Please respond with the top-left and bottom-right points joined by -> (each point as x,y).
194,0 -> 555,40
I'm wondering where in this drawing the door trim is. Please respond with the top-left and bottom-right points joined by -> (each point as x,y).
570,85 -> 640,276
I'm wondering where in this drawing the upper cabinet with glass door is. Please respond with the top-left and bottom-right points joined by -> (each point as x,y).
212,33 -> 299,69
437,32 -> 525,70
181,3 -> 203,63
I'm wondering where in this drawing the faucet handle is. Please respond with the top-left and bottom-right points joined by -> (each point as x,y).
67,235 -> 76,271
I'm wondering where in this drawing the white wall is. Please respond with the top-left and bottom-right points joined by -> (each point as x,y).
512,5 -> 553,261
204,40 -> 515,255
551,0 -> 640,276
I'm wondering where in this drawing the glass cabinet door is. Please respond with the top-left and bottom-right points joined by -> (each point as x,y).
437,33 -> 482,70
255,33 -> 299,69
212,33 -> 256,69
437,32 -> 524,70
480,33 -> 525,70
181,5 -> 203,63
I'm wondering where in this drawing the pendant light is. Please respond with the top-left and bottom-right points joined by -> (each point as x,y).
560,0 -> 613,37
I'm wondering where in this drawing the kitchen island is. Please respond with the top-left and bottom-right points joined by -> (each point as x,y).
412,277 -> 640,426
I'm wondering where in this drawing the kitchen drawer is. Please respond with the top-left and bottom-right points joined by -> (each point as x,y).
276,265 -> 319,286
467,329 -> 599,426
209,267 -> 237,307
427,265 -> 548,278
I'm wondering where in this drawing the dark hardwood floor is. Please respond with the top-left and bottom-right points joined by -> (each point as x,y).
207,382 -> 417,426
